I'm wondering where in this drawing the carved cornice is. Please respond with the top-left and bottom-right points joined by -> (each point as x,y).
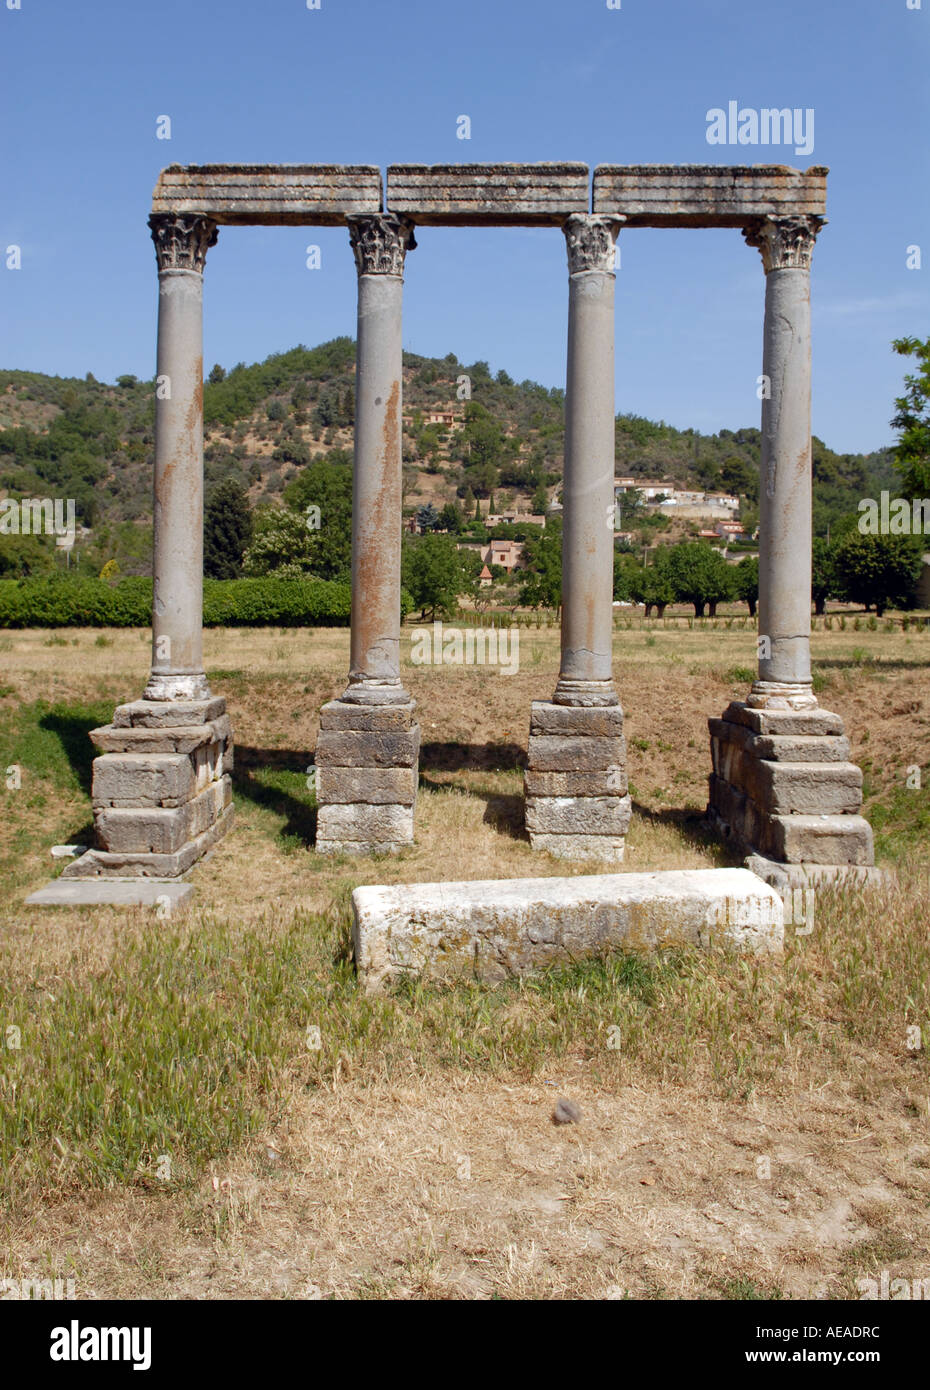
149,213 -> 218,273
347,214 -> 417,276
563,214 -> 623,275
742,215 -> 825,273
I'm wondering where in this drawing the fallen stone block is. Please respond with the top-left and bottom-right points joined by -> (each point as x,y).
25,880 -> 194,912
353,868 -> 784,991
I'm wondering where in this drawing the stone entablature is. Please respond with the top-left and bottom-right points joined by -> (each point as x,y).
593,164 -> 828,227
151,163 -> 829,230
152,164 -> 382,224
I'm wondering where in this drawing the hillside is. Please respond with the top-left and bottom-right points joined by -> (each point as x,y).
0,340 -> 897,575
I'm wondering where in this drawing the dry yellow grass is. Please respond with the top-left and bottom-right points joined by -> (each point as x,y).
0,618 -> 928,1299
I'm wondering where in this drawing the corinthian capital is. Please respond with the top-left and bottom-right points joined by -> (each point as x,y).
347,214 -> 417,276
149,214 -> 218,273
563,214 -> 623,275
742,215 -> 826,273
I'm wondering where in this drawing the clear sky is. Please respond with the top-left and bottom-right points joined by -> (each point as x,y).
1,0 -> 927,454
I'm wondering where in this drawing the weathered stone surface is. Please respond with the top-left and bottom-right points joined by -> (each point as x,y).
386,163 -> 589,225
90,723 -> 215,755
353,868 -> 784,991
315,728 -> 420,767
319,699 -> 417,732
525,794 -> 633,835
61,804 -> 234,879
745,853 -> 890,894
26,880 -> 194,911
316,765 -> 417,806
708,717 -> 850,764
768,814 -> 874,865
526,832 -> 627,863
113,697 -> 227,729
524,768 -> 628,798
152,164 -> 382,225
92,752 -> 197,808
721,702 -> 845,738
709,774 -> 873,865
316,802 -> 414,848
749,760 -> 862,816
592,164 -> 828,227
528,701 -> 625,737
526,735 -> 624,772
95,777 -> 230,855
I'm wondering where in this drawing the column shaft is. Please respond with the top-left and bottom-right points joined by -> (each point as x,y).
555,215 -> 622,707
344,215 -> 415,704
145,214 -> 217,702
745,215 -> 824,710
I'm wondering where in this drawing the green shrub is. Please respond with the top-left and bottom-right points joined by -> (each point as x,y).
0,576 -> 410,629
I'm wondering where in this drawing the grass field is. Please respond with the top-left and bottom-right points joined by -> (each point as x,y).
0,614 -> 928,1299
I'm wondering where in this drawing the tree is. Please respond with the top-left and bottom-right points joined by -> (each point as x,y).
891,335 -> 930,500
630,551 -> 675,617
734,554 -> 759,617
832,531 -> 923,617
665,541 -> 735,617
438,501 -> 464,533
208,364 -> 226,384
416,502 -> 440,532
204,479 -> 253,579
719,455 -> 758,503
402,532 -> 466,619
242,506 -> 316,577
282,450 -> 353,579
519,518 -> 562,612
811,538 -> 836,616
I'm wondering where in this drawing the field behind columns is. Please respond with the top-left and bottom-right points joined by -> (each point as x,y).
0,619 -> 928,1299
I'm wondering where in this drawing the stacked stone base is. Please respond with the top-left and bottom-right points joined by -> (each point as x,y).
708,701 -> 873,869
62,696 -> 234,879
524,701 -> 632,862
315,700 -> 419,854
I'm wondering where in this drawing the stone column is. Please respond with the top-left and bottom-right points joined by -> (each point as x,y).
745,215 -> 823,712
707,215 -> 874,881
145,213 -> 217,702
315,215 -> 420,855
63,213 -> 234,880
525,215 -> 631,862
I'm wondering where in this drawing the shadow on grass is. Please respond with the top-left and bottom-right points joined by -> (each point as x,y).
38,709 -> 101,798
233,745 -> 317,847
631,800 -> 743,866
419,740 -> 526,773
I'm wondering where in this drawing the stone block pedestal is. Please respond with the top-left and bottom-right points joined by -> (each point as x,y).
315,700 -> 419,854
707,701 -> 873,867
62,697 -> 234,879
524,702 -> 632,862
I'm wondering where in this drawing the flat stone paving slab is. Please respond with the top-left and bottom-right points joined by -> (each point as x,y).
25,880 -> 194,911
354,867 -> 783,991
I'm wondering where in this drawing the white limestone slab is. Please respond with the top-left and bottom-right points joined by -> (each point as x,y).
353,868 -> 783,991
25,880 -> 194,912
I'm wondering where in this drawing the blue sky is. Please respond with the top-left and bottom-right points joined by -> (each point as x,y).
1,0 -> 927,453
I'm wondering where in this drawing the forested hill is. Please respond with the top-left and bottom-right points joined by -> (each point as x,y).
0,338 -> 896,545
